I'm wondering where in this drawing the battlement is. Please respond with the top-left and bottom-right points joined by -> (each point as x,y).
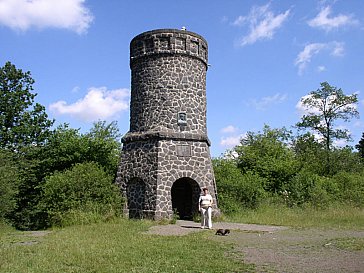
130,29 -> 208,68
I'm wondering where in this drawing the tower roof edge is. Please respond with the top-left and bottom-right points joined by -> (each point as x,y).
130,28 -> 208,45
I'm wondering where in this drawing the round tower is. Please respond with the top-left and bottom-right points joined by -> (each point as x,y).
116,29 -> 218,220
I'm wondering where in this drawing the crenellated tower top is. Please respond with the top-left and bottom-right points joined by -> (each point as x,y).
130,29 -> 208,69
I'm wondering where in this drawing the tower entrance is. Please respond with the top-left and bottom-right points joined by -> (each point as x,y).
171,178 -> 200,220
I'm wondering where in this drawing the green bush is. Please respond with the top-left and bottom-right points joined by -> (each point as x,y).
329,147 -> 363,175
39,162 -> 123,227
217,195 -> 243,214
235,126 -> 299,193
214,159 -> 266,213
284,170 -> 335,207
10,155 -> 49,230
10,122 -> 121,230
0,150 -> 19,221
333,171 -> 364,207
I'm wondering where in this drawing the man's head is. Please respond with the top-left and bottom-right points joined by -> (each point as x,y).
202,187 -> 208,194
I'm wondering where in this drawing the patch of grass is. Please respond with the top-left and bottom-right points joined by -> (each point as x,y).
225,204 -> 364,229
327,237 -> 364,251
0,222 -> 14,239
0,218 -> 252,273
50,207 -> 119,228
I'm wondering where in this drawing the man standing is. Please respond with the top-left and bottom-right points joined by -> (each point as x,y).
199,187 -> 213,229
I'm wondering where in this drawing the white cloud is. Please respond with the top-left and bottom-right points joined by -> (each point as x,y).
221,16 -> 229,23
295,95 -> 317,116
221,125 -> 238,134
333,138 -> 348,147
222,150 -> 239,159
0,0 -> 93,34
50,87 -> 129,122
248,93 -> 287,110
220,126 -> 246,148
317,65 -> 326,72
308,6 -> 359,31
295,42 -> 345,75
330,41 -> 345,57
233,3 -> 290,46
220,135 -> 242,147
71,86 -> 80,93
295,43 -> 326,75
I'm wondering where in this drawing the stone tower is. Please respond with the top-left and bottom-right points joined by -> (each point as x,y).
116,29 -> 218,220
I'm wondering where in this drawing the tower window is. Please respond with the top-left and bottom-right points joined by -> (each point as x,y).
177,112 -> 187,125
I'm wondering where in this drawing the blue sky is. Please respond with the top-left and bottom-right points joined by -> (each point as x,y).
1,0 -> 363,157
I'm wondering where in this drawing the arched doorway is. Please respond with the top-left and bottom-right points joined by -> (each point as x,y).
171,178 -> 200,220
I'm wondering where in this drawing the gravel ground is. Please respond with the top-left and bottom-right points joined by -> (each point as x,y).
146,220 -> 364,273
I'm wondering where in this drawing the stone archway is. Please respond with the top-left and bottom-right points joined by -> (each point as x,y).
171,178 -> 200,220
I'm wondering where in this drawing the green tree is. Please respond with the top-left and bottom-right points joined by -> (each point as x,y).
37,121 -> 121,176
11,121 -> 122,229
234,125 -> 299,193
84,120 -> 122,175
0,62 -> 54,151
0,149 -> 19,221
213,158 -> 266,212
329,146 -> 363,174
355,132 -> 364,159
296,82 -> 359,173
293,132 -> 327,175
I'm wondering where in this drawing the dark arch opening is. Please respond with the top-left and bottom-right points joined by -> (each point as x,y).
171,178 -> 200,220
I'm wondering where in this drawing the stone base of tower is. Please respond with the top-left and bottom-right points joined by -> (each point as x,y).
122,208 -> 176,221
123,207 -> 221,221
122,208 -> 167,220
115,132 -> 219,221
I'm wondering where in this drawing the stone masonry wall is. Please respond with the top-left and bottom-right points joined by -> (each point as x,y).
130,53 -> 207,134
155,139 -> 216,219
115,29 -> 218,220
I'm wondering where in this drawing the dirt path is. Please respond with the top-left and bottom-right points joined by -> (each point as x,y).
146,220 -> 364,273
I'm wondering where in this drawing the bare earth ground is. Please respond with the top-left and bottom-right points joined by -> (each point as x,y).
146,220 -> 364,273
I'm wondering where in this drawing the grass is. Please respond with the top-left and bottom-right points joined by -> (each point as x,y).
330,237 -> 364,251
0,219 -> 252,273
224,204 -> 364,229
1,204 -> 363,272
0,222 -> 14,241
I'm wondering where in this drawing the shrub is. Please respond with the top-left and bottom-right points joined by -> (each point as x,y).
284,170 -> 335,207
333,171 -> 364,207
234,126 -> 299,193
10,122 -> 121,230
10,154 -> 49,230
39,162 -> 123,227
0,150 -> 19,221
214,159 -> 266,213
329,147 -> 363,175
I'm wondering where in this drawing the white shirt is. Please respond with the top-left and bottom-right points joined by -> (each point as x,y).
199,193 -> 213,208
